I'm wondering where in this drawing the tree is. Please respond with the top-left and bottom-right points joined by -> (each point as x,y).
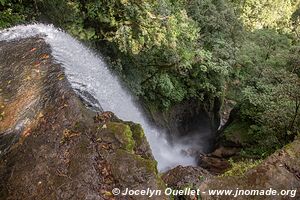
227,29 -> 300,156
233,0 -> 300,32
0,0 -> 36,28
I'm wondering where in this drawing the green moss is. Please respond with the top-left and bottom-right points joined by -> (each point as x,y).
284,139 -> 300,159
198,175 -> 205,181
107,122 -> 135,152
221,159 -> 262,177
115,149 -> 158,174
129,123 -> 145,147
135,153 -> 157,173
111,149 -> 163,186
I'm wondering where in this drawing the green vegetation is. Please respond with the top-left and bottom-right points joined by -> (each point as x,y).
0,0 -> 37,28
1,0 -> 299,159
225,27 -> 300,157
222,158 -> 262,177
232,0 -> 300,32
107,122 -> 135,152
128,123 -> 145,147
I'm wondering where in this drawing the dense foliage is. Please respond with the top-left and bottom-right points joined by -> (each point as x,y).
233,0 -> 300,31
0,0 -> 299,157
231,29 -> 300,156
0,0 -> 37,27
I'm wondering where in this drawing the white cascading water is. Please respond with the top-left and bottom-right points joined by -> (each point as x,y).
0,24 -> 196,171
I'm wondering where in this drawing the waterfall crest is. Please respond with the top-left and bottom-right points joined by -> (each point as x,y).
0,24 -> 195,170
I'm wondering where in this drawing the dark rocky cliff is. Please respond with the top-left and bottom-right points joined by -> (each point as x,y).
0,38 -> 165,200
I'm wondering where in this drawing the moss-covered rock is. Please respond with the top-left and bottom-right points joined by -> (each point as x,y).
96,122 -> 166,199
106,122 -> 135,152
129,123 -> 145,147
97,120 -> 166,199
126,122 -> 155,160
162,166 -> 211,200
221,159 -> 262,177
110,149 -> 160,185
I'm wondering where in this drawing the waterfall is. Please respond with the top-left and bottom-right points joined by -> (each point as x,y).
0,24 -> 196,171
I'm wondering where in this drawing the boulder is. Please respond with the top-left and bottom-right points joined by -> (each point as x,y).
198,154 -> 231,175
162,165 -> 211,200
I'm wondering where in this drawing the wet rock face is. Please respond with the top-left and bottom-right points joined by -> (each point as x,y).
0,37 -> 68,154
0,38 -> 166,200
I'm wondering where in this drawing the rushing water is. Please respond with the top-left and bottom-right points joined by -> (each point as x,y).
0,24 -> 196,170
